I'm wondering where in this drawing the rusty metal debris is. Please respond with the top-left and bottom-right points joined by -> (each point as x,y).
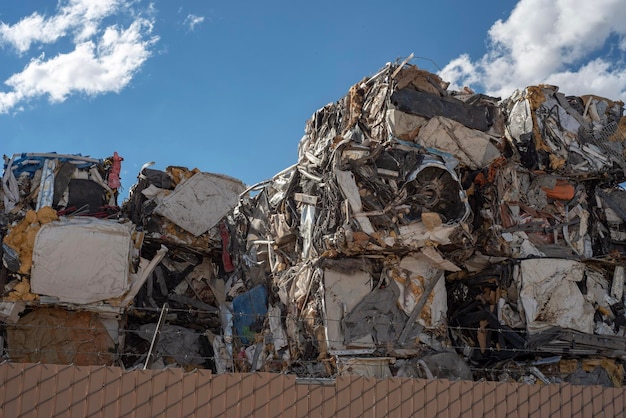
2,59 -> 626,387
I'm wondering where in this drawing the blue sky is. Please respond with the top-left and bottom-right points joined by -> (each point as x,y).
1,0 -> 626,197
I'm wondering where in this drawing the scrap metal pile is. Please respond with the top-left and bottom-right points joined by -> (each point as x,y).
1,60 -> 626,387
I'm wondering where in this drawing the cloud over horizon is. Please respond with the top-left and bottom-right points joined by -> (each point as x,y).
439,0 -> 626,100
0,0 -> 157,114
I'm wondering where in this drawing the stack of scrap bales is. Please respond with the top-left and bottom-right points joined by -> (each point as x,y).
2,60 -> 626,387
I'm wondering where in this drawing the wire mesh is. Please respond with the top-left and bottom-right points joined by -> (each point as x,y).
0,361 -> 624,417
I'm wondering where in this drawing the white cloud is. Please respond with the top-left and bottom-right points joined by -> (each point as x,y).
0,0 -> 157,113
0,0 -> 122,53
545,59 -> 626,98
438,54 -> 480,91
183,14 -> 204,31
439,0 -> 626,100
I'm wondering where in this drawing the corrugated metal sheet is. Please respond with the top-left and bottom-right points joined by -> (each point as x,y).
0,363 -> 624,417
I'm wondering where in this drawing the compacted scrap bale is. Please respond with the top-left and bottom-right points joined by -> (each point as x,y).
0,153 -> 142,366
119,164 -> 246,370
211,60 -> 626,386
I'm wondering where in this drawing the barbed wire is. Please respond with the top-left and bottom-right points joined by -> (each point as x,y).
2,310 -> 619,337
1,311 -> 622,341
0,340 -> 599,358
0,322 -> 621,356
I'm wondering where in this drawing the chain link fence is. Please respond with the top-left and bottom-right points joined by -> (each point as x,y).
0,362 -> 624,417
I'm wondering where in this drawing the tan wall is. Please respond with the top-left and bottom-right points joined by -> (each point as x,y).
0,362 -> 624,417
